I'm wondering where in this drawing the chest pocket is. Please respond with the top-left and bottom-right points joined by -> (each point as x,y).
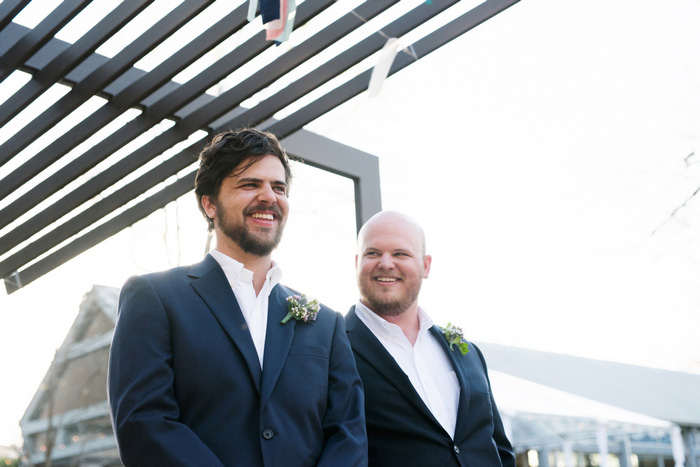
288,344 -> 329,359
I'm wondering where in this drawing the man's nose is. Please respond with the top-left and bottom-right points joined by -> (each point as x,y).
257,183 -> 277,204
378,253 -> 395,268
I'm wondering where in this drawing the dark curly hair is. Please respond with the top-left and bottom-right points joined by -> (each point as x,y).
194,128 -> 292,231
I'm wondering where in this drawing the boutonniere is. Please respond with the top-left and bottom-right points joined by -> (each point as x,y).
439,322 -> 469,355
281,293 -> 320,324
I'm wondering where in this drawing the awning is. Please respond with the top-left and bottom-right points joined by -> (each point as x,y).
0,0 -> 521,294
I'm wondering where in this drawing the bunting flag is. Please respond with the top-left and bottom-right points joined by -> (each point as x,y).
248,0 -> 296,43
368,37 -> 401,97
276,0 -> 297,43
260,0 -> 281,23
247,0 -> 258,22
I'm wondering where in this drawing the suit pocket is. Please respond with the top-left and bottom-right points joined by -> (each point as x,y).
279,345 -> 330,411
287,344 -> 329,359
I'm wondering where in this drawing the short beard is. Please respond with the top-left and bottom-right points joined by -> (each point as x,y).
359,279 -> 421,318
362,299 -> 410,317
217,203 -> 284,257
224,223 -> 282,256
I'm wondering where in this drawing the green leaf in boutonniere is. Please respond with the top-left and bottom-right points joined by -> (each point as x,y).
281,293 -> 320,324
438,322 -> 469,355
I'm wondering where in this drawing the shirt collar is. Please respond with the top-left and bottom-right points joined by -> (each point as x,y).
355,300 -> 434,340
416,306 -> 434,330
209,250 -> 282,289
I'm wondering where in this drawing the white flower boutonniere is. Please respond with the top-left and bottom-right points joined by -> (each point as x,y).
281,293 -> 320,324
439,322 -> 469,355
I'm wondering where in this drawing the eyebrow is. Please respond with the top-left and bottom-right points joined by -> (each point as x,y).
237,176 -> 288,188
363,247 -> 412,254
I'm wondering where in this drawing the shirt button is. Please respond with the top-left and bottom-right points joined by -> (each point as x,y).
453,445 -> 461,454
262,428 -> 274,440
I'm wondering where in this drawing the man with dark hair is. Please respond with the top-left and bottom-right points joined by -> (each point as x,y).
108,128 -> 367,466
346,210 -> 514,467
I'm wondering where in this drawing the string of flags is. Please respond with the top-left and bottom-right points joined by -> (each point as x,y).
246,1 -> 419,95
247,0 -> 297,43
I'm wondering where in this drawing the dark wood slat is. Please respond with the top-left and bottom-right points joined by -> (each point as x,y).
0,0 -> 355,265
0,0 -> 214,177
229,0 -> 460,130
0,0 -> 154,129
0,0 -> 30,32
0,0 -> 437,258
148,0 -> 368,120
0,0 -> 92,83
1,0 -> 520,291
266,0 -> 523,137
2,127 -> 384,292
3,173 -> 197,294
0,0 -> 336,232
0,147 -> 199,278
0,1 -> 250,204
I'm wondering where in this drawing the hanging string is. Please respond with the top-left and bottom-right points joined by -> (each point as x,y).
349,9 -> 420,96
349,9 -> 420,61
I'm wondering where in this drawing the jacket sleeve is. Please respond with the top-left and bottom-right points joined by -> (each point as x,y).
489,388 -> 516,467
107,275 -> 224,467
316,312 -> 369,466
475,345 -> 516,467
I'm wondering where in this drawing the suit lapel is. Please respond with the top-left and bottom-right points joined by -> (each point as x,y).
260,284 -> 296,409
188,255 -> 262,392
346,307 -> 440,427
429,325 -> 471,440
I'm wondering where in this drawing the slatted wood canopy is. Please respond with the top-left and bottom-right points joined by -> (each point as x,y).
0,0 -> 520,295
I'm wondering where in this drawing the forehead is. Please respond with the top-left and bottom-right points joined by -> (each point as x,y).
229,154 -> 286,180
360,220 -> 423,252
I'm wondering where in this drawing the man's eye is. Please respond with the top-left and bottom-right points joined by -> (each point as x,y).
273,186 -> 287,194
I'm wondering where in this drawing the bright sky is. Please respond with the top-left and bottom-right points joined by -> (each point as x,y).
310,0 -> 700,369
2,0 -> 700,449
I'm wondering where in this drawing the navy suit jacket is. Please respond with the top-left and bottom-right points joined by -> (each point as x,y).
107,255 -> 367,466
345,307 -> 514,467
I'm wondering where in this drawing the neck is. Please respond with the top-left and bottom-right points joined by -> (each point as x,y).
366,301 -> 421,346
215,240 -> 273,295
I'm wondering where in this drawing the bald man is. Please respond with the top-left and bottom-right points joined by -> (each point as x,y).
345,211 -> 514,466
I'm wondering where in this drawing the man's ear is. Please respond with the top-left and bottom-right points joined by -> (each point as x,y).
423,255 -> 432,279
355,254 -> 359,271
201,195 -> 217,220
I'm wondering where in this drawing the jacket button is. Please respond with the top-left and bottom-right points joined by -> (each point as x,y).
262,428 -> 274,440
453,445 -> 460,454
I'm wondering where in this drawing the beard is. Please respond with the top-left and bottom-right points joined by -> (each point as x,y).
358,275 -> 422,317
216,202 -> 285,257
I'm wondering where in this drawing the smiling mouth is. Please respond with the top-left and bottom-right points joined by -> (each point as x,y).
251,213 -> 275,221
376,277 -> 400,283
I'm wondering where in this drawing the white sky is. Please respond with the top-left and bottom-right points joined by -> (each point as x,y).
2,0 -> 700,449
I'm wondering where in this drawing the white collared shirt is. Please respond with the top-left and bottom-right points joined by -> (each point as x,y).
209,250 -> 282,369
355,300 -> 461,439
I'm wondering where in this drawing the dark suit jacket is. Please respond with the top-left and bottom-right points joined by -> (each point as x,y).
107,255 -> 367,466
345,306 -> 514,467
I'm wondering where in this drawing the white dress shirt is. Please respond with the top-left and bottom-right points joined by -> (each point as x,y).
355,301 -> 461,438
210,250 -> 282,369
